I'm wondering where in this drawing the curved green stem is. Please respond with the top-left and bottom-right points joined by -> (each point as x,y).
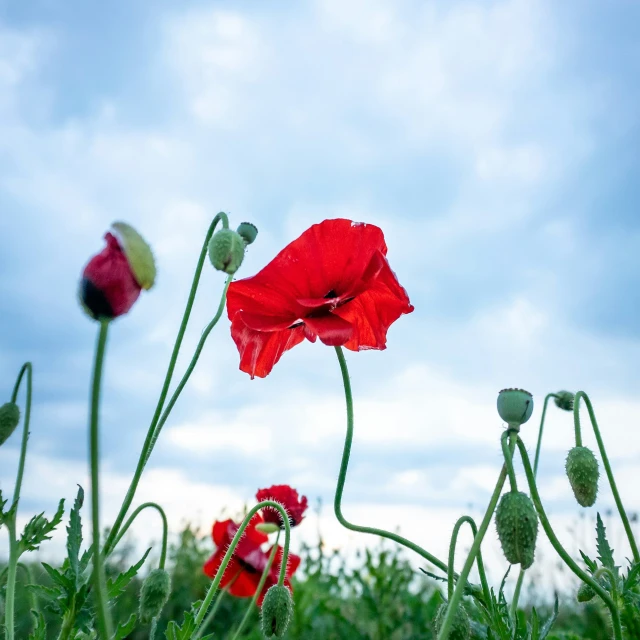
533,393 -> 557,477
198,584 -> 230,635
437,432 -> 517,640
109,502 -> 168,569
333,346 -> 450,575
512,436 -> 622,639
89,319 -> 113,639
573,391 -> 639,563
10,362 -> 33,507
510,569 -> 525,622
446,516 -> 491,606
501,431 -> 519,493
191,501 -> 291,639
230,531 -> 282,640
104,213 -> 229,554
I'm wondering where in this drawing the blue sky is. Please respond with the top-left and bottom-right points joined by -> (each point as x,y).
1,0 -> 640,591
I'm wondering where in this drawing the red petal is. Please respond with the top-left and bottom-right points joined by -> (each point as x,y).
303,314 -> 354,346
270,546 -> 302,580
230,314 -> 306,379
245,513 -> 269,545
212,519 -> 234,547
228,570 -> 260,598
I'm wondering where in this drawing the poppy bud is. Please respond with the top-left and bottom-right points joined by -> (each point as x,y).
80,222 -> 155,320
495,491 -> 539,569
237,222 -> 259,245
497,388 -> 533,427
554,391 -> 575,411
565,446 -> 599,507
255,522 -> 281,534
208,229 -> 246,275
577,582 -> 595,603
139,569 -> 171,624
261,585 -> 293,638
434,602 -> 470,640
0,402 -> 20,446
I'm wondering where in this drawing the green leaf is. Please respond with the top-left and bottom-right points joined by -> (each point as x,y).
67,485 -> 84,583
164,601 -> 213,640
596,513 -> 616,571
579,550 -> 598,574
40,562 -> 72,590
624,561 -> 640,592
538,596 -> 559,640
18,499 -> 65,554
0,489 -> 8,525
107,547 -> 151,601
112,613 -> 138,640
27,611 -> 47,640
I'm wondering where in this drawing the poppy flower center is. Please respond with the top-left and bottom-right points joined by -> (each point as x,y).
324,289 -> 338,299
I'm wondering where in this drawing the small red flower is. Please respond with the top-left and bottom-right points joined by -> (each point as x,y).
226,218 -> 413,378
256,485 -> 308,528
203,514 -> 300,604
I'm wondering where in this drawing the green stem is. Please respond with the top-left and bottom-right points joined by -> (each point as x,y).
89,319 -> 113,639
446,516 -> 491,607
510,569 -> 525,622
4,362 -> 33,640
333,346 -> 450,575
437,432 -> 517,640
109,502 -> 168,569
104,213 -> 229,554
573,391 -> 639,563
533,393 -> 556,477
191,501 -> 291,639
230,531 -> 282,640
198,584 -> 229,634
501,431 -> 519,492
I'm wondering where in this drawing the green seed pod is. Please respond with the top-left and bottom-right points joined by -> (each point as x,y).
495,491 -> 539,569
237,222 -> 259,245
111,222 -> 156,290
0,402 -> 20,447
497,388 -> 533,427
261,585 -> 293,638
576,582 -> 596,603
208,229 -> 246,274
434,602 -> 470,640
139,569 -> 171,624
554,390 -> 575,411
565,446 -> 599,507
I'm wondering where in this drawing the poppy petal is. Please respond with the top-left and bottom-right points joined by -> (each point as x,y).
212,519 -> 235,547
303,314 -> 354,346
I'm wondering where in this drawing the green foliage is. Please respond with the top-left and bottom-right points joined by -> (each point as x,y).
164,601 -> 213,640
18,500 -> 65,555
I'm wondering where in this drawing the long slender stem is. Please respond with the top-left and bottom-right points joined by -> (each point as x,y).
109,502 -> 168,569
104,213 -> 229,554
10,363 -> 32,507
437,432 -> 517,640
89,319 -> 113,639
230,532 -> 282,640
191,501 -> 291,638
4,521 -> 18,640
501,431 -> 518,493
333,346 -> 450,575
198,584 -> 230,635
510,569 -> 525,622
572,392 -> 639,563
533,393 -> 556,476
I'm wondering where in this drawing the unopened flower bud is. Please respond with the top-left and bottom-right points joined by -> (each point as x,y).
255,522 -> 281,534
566,446 -> 599,507
139,569 -> 171,624
495,491 -> 539,569
237,222 -> 258,245
554,391 -> 575,412
111,222 -> 156,290
261,585 -> 293,638
0,403 -> 20,446
497,388 -> 533,427
577,582 -> 596,603
434,602 -> 470,640
208,229 -> 246,274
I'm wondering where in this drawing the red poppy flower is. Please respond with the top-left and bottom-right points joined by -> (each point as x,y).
226,218 -> 413,378
203,514 -> 301,604
256,485 -> 308,528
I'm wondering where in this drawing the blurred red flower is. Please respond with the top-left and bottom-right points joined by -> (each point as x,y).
256,484 -> 308,528
226,218 -> 413,378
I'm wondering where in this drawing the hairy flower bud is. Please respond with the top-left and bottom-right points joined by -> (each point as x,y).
261,585 -> 293,638
554,391 -> 575,412
565,446 -> 599,507
497,388 -> 533,427
0,402 -> 20,447
139,569 -> 171,624
577,582 -> 596,603
495,491 -> 539,569
434,602 -> 470,640
237,222 -> 259,245
208,229 -> 246,274
111,222 -> 157,290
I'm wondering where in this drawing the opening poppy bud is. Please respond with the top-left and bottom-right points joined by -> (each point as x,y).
434,602 -> 470,640
255,522 -> 281,534
208,229 -> 246,274
261,585 -> 293,638
111,222 -> 156,290
554,390 -> 575,412
237,222 -> 258,245
565,446 -> 599,507
495,491 -> 539,569
0,402 -> 20,447
577,582 -> 596,603
497,388 -> 533,428
138,568 -> 171,624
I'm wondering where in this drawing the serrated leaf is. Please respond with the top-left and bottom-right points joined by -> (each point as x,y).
25,584 -> 62,603
164,601 -> 210,640
67,485 -> 84,584
106,547 -> 151,601
40,562 -> 73,590
596,513 -> 616,571
624,561 -> 640,592
18,499 -> 65,554
0,489 -> 8,525
112,613 -> 138,639
579,550 -> 598,573
27,611 -> 47,640
538,596 -> 559,639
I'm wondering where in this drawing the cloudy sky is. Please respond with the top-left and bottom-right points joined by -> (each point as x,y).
1,0 -> 639,596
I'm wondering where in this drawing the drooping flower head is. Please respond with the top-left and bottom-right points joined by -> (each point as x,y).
256,485 -> 308,528
80,222 -> 156,320
203,514 -> 300,604
227,218 -> 413,378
